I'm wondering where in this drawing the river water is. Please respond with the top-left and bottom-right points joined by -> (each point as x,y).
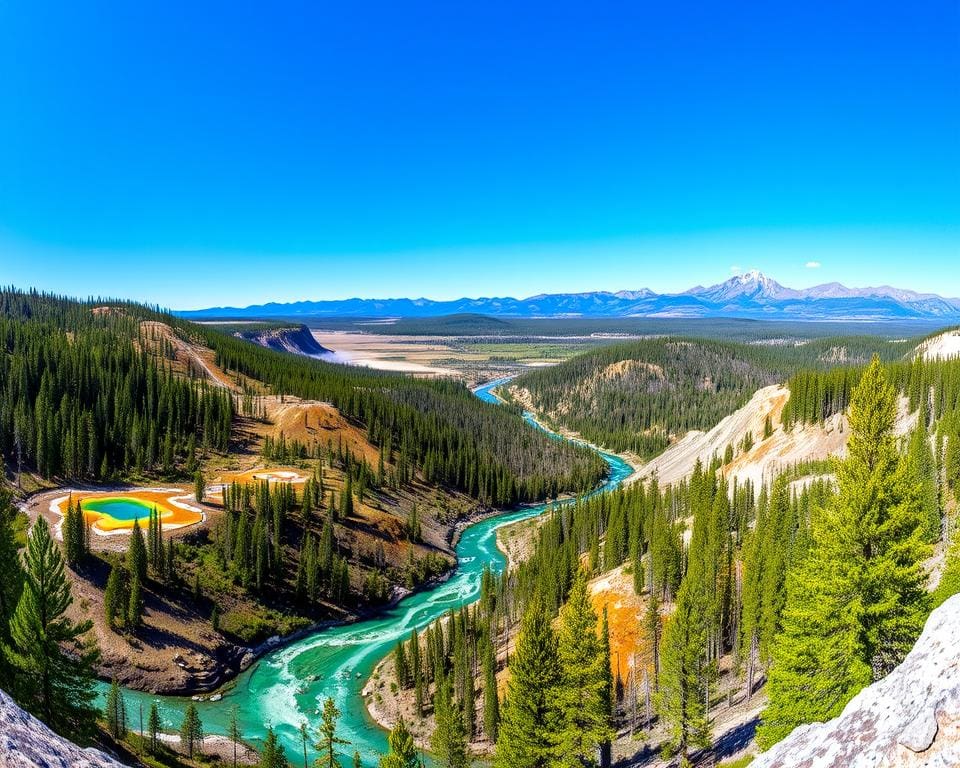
109,377 -> 633,765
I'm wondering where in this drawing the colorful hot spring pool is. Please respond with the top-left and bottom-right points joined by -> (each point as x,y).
55,490 -> 204,534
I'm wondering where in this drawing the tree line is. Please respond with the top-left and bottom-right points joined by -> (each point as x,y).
0,290 -> 232,482
485,355 -> 957,763
509,334 -> 914,456
187,317 -> 607,506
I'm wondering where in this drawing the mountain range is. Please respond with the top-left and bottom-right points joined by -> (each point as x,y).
181,271 -> 960,322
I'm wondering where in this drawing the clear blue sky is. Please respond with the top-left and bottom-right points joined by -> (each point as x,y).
1,1 -> 957,309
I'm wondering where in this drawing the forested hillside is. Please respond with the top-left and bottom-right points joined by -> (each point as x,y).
0,291 -> 233,482
507,336 -> 912,456
187,318 -> 605,505
455,355 -> 960,765
0,289 -> 604,505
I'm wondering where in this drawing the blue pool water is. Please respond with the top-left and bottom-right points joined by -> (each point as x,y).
82,497 -> 154,522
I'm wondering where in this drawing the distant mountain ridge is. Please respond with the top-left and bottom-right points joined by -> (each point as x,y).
181,270 -> 960,322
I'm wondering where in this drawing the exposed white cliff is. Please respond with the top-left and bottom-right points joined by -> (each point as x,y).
752,594 -> 960,768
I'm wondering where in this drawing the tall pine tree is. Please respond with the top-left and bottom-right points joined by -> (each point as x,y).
758,358 -> 931,747
494,601 -> 561,768
6,517 -> 100,742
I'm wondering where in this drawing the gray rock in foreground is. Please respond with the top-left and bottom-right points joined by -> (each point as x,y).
0,688 -> 127,768
753,594 -> 960,768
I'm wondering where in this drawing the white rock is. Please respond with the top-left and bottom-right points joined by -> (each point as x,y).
752,594 -> 960,768
0,687 -> 126,767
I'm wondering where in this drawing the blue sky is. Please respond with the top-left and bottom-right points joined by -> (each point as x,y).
1,1 -> 957,309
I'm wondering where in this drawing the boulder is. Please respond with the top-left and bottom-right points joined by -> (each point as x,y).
0,687 -> 126,767
753,594 -> 960,768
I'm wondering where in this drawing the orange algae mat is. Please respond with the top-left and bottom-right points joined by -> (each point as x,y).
55,489 -> 203,533
218,467 -> 308,485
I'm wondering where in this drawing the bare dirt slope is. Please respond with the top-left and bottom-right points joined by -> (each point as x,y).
631,384 -> 917,490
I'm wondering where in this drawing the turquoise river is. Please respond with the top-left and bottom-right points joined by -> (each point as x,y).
107,378 -> 634,765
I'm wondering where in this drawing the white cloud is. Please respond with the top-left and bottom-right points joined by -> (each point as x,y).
729,265 -> 742,274
806,261 -> 821,269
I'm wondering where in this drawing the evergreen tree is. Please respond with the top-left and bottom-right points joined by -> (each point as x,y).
395,641 -> 409,688
314,697 -> 349,768
128,517 -> 147,582
180,703 -> 204,759
432,675 -> 469,768
148,702 -> 161,754
228,707 -> 243,768
494,601 -> 561,768
260,726 -> 290,768
127,572 -> 144,630
104,678 -> 127,740
645,588 -> 661,691
0,491 -> 25,690
379,717 -> 422,768
6,517 -> 100,742
906,404 -> 941,543
165,537 -> 176,583
552,572 -> 612,767
482,639 -> 499,742
195,470 -> 206,504
104,563 -> 124,630
758,358 -> 931,747
657,562 -> 711,759
63,498 -> 86,567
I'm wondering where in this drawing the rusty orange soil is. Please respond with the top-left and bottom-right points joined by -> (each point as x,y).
54,489 -> 203,533
589,565 -> 653,684
217,467 -> 309,485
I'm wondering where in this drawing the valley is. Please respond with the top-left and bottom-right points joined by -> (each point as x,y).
2,290 -> 959,768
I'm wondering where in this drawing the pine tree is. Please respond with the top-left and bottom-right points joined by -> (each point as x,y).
0,491 -> 25,690
195,470 -> 206,504
6,517 -> 100,741
553,572 -> 612,767
395,641 -> 409,688
657,569 -> 711,759
341,476 -> 354,519
314,697 -> 349,768
758,358 -> 931,748
128,517 -> 147,582
127,572 -> 144,630
260,726 -> 290,768
906,402 -> 941,543
180,702 -> 204,759
148,702 -> 161,754
379,717 -> 422,768
104,678 -> 127,740
227,707 -> 243,768
410,630 -> 424,717
432,675 -> 469,768
63,498 -> 86,567
494,601 -> 561,768
164,537 -> 176,583
104,563 -> 124,630
482,639 -> 499,742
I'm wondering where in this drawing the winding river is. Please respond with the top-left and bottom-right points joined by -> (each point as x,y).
109,378 -> 633,765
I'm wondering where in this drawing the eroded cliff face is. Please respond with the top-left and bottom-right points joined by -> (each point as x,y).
0,688 -> 126,768
753,594 -> 960,768
236,324 -> 331,356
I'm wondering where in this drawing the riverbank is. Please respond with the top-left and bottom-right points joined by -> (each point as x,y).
492,380 -> 645,482
100,378 -> 633,765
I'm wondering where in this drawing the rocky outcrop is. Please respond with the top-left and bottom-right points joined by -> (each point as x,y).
0,688 -> 126,767
237,324 -> 331,357
752,594 -> 960,768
